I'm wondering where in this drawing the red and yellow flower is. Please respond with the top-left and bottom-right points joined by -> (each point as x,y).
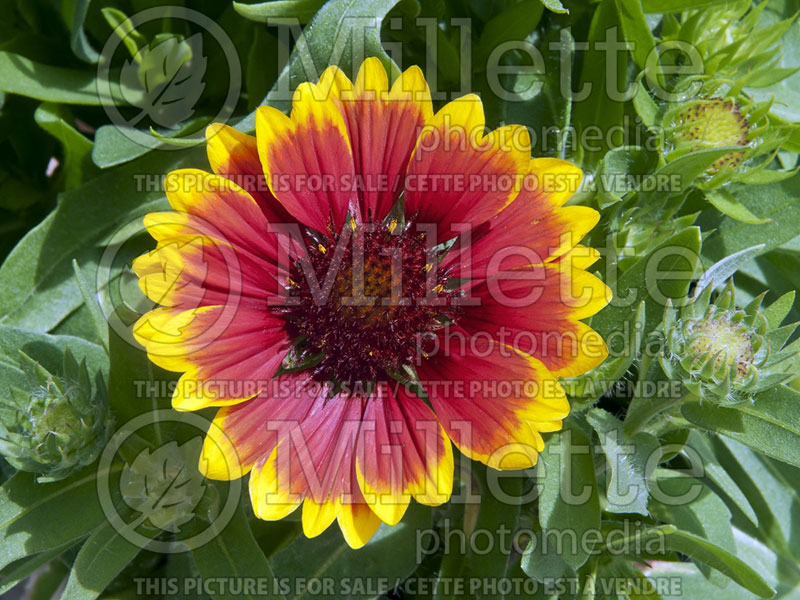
133,58 -> 610,548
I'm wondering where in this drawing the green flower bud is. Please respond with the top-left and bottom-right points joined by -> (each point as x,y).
659,281 -> 799,405
0,349 -> 112,482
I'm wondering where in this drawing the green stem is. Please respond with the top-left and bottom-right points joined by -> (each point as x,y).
624,394 -> 685,436
578,555 -> 599,600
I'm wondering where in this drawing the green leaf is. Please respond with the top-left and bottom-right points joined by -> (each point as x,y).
614,0 -> 658,75
714,437 -> 800,563
597,557 -> 663,600
234,0 -> 327,24
107,327 -> 174,434
0,325 -> 107,380
60,520 -> 143,600
161,551 -> 207,600
248,0 -> 403,119
728,525 -> 798,596
0,52 -> 130,106
572,0 -> 625,167
0,468 -> 111,570
704,188 -> 771,225
747,5 -> 800,123
100,8 -> 147,59
0,541 -> 76,595
0,147 -> 202,334
683,431 -> 759,527
622,360 -> 683,439
91,125 -> 161,168
699,174 -> 800,261
521,531 -> 576,584
602,522 -> 675,554
602,225 -> 700,436
436,463 -> 524,599
191,501 -> 282,600
587,408 -> 656,515
744,62 -> 800,88
662,529 -> 775,597
245,27 -> 278,112
641,147 -> 746,201
534,424 -> 600,571
737,166 -> 799,185
90,116 -> 209,168
763,290 -> 796,330
632,80 -> 659,129
643,527 -> 791,599
72,260 -> 109,354
564,301 -> 646,407
640,0 -> 732,12
649,469 -> 735,587
681,385 -> 800,468
693,243 -> 766,296
148,127 -> 207,148
595,145 -> 658,207
474,0 -> 544,67
34,103 -> 98,189
62,0 -> 100,64
500,26 -> 574,158
591,226 -> 702,340
539,0 -> 568,14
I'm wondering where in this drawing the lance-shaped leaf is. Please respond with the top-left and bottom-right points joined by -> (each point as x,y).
681,385 -> 800,468
529,424 -> 600,572
683,431 -> 758,527
587,408 -> 657,515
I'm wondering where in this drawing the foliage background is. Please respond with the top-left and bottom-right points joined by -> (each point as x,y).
1,0 -> 800,599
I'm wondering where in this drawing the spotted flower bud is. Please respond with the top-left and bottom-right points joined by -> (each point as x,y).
0,349 -> 112,482
659,281 -> 799,405
659,94 -> 791,190
667,98 -> 749,173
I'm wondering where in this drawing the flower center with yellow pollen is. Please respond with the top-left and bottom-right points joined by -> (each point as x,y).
671,98 -> 749,172
278,218 -> 461,384
687,316 -> 754,381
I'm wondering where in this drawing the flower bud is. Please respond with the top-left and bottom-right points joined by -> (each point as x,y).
659,281 -> 798,405
0,349 -> 112,482
667,98 -> 749,173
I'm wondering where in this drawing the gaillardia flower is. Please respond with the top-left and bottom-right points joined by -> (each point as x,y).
133,58 -> 610,548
